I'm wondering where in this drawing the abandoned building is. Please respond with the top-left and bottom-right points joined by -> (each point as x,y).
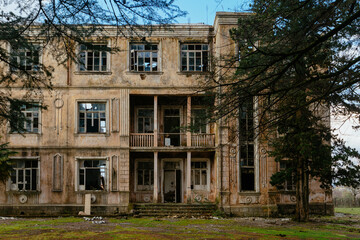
0,12 -> 333,216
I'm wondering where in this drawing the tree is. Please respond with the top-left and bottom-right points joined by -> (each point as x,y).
206,0 -> 360,221
0,0 -> 185,180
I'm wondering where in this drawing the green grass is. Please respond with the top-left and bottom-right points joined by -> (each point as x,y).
1,216 -> 360,239
335,207 -> 360,215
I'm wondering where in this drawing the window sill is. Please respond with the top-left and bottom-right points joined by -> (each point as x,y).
126,71 -> 163,75
177,71 -> 210,76
75,133 -> 110,137
9,132 -> 41,135
74,71 -> 112,75
7,190 -> 41,194
77,190 -> 108,193
238,191 -> 260,196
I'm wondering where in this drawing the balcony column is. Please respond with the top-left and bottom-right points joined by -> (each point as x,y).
186,151 -> 192,202
186,96 -> 191,147
154,96 -> 158,147
153,151 -> 158,203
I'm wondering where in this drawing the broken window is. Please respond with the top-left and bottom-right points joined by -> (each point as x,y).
239,98 -> 255,191
78,102 -> 106,133
137,108 -> 154,133
130,43 -> 158,72
10,102 -> 40,133
181,43 -> 209,72
78,159 -> 107,191
79,43 -> 108,72
136,161 -> 154,191
279,161 -> 295,191
10,159 -> 39,191
11,45 -> 40,71
191,161 -> 209,190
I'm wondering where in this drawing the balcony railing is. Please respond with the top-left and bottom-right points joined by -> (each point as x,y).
191,133 -> 215,147
130,133 -> 215,148
130,133 -> 154,147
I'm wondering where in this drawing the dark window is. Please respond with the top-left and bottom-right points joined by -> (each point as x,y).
239,98 -> 255,191
279,161 -> 295,191
137,161 -> 154,191
10,159 -> 39,191
130,44 -> 158,72
78,159 -> 107,190
78,103 -> 106,133
181,44 -> 209,72
191,161 -> 208,190
11,45 -> 40,71
191,109 -> 207,133
137,109 -> 154,133
79,44 -> 108,71
11,103 -> 40,133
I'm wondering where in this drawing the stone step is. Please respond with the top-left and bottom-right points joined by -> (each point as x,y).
133,203 -> 217,218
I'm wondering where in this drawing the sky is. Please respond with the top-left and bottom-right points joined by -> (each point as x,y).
174,0 -> 251,25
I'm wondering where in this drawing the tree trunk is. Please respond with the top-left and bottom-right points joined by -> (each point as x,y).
295,158 -> 309,222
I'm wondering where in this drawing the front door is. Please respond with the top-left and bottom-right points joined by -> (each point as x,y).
163,108 -> 180,146
163,161 -> 182,203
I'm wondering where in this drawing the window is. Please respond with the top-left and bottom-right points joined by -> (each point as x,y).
11,103 -> 40,133
181,44 -> 209,72
79,44 -> 108,71
239,98 -> 255,191
279,161 -> 295,191
78,159 -> 107,191
130,44 -> 158,72
191,161 -> 209,190
11,45 -> 40,71
10,159 -> 39,191
191,109 -> 207,133
136,161 -> 154,191
78,102 -> 106,133
137,108 -> 154,133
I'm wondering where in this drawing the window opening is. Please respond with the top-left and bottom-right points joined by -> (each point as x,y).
181,44 -> 209,72
11,103 -> 40,133
79,44 -> 108,71
78,102 -> 106,133
10,159 -> 39,191
191,161 -> 208,190
137,109 -> 154,133
136,161 -> 154,191
130,44 -> 158,72
11,45 -> 40,71
79,159 -> 107,190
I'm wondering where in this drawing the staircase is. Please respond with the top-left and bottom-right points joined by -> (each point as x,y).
132,203 -> 217,218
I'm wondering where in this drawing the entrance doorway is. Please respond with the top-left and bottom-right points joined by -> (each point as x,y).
163,161 -> 182,203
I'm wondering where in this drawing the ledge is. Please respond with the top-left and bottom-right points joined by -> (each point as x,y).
74,71 -> 112,75
238,192 -> 261,196
125,71 -> 163,75
176,71 -> 210,76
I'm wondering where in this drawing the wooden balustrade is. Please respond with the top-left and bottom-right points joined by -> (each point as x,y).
130,133 -> 154,147
191,134 -> 215,147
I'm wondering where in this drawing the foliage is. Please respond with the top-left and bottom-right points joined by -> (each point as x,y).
206,0 -> 360,221
0,142 -> 16,183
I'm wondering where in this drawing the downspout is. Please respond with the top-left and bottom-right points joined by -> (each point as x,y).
218,83 -> 223,211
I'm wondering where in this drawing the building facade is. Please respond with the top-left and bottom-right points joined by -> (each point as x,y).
0,12 -> 333,216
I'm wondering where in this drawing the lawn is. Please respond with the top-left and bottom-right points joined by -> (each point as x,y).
0,209 -> 359,239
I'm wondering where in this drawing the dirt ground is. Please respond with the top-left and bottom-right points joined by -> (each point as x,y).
0,212 -> 360,239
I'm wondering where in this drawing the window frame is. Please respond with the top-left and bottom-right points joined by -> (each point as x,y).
10,101 -> 41,134
191,159 -> 210,191
279,160 -> 296,191
78,42 -> 110,72
135,159 -> 154,192
191,107 -> 209,134
8,157 -> 40,192
76,100 -> 109,134
238,98 -> 257,192
129,43 -> 159,72
75,157 -> 109,192
135,107 -> 154,133
10,43 -> 42,72
180,43 -> 209,72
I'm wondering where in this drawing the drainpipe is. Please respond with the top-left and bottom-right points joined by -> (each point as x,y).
218,83 -> 223,211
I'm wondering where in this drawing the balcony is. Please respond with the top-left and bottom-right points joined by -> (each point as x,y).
130,133 -> 215,148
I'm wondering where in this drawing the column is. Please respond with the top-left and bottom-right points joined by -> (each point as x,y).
186,151 -> 191,202
153,151 -> 158,203
186,96 -> 191,147
154,96 -> 158,147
